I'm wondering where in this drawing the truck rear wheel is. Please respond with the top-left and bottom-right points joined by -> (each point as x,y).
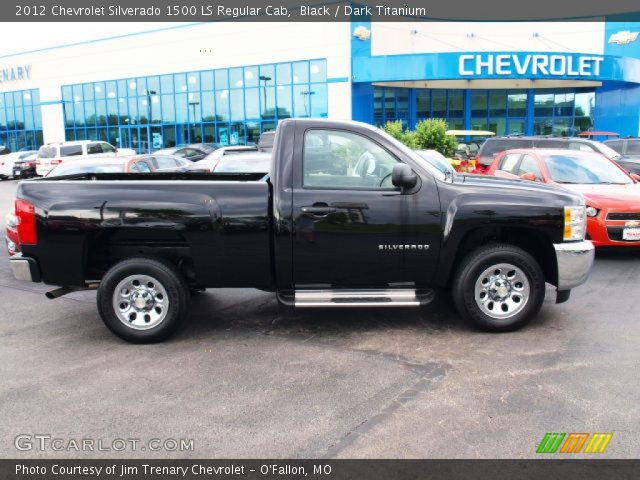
97,257 -> 189,343
452,244 -> 545,332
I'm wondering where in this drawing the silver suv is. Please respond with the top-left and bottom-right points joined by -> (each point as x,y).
35,141 -> 135,176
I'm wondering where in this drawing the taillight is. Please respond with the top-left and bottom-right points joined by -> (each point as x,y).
15,199 -> 37,245
51,159 -> 63,165
25,162 -> 33,167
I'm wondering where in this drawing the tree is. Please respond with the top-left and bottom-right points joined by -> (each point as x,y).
382,120 -> 405,141
382,119 -> 457,157
413,119 -> 458,157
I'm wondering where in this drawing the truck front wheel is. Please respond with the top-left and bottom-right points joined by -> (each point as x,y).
452,244 -> 545,332
97,257 -> 190,343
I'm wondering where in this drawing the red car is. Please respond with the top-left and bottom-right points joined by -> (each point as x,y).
487,149 -> 640,247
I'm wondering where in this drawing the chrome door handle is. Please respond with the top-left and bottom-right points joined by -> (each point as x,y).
301,206 -> 337,216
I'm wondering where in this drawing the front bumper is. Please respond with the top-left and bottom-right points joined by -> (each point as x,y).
553,240 -> 595,290
9,254 -> 41,283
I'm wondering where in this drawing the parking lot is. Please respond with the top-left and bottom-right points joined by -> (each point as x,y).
0,178 -> 638,459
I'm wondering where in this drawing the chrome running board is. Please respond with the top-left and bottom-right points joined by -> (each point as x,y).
293,289 -> 433,308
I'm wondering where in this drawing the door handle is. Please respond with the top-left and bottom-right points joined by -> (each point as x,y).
301,206 -> 337,216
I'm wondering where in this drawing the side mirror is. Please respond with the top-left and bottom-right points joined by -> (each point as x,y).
520,172 -> 537,182
392,163 -> 418,189
630,173 -> 640,182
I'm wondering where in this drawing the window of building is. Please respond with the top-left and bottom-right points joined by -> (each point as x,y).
0,88 -> 43,151
61,59 -> 328,152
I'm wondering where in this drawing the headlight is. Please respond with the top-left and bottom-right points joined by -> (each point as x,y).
564,206 -> 586,241
586,206 -> 599,217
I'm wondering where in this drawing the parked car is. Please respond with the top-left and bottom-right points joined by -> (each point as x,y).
188,145 -> 260,173
258,131 -> 276,152
0,151 -> 38,179
201,152 -> 271,174
603,138 -> 640,174
487,148 -> 640,247
447,130 -> 495,170
475,136 -> 624,173
11,153 -> 38,179
414,150 -> 455,176
154,143 -> 221,162
35,141 -> 136,176
6,118 -> 594,342
46,156 -> 157,177
132,154 -> 192,172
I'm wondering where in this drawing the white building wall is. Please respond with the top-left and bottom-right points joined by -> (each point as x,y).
0,22 -> 352,141
371,22 -> 605,56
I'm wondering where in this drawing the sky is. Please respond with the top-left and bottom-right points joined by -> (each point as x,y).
0,23 -> 189,57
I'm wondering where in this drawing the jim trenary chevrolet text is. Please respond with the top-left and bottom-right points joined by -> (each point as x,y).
6,119 -> 595,343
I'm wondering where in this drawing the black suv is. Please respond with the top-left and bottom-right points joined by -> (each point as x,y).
476,136 -> 634,171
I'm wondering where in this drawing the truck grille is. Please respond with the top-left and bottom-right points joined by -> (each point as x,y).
606,212 -> 640,221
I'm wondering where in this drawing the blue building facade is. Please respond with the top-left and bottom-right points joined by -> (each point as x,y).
351,20 -> 640,138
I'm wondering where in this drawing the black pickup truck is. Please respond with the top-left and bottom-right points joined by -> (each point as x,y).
6,119 -> 595,342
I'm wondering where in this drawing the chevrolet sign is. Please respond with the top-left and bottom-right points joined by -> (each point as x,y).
458,54 -> 603,77
608,31 -> 639,45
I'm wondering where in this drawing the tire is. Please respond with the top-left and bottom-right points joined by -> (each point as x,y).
97,257 -> 190,343
452,243 -> 545,332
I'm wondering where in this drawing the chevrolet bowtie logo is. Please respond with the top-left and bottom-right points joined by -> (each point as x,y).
608,31 -> 639,45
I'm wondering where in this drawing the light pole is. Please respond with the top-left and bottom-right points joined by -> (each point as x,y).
300,90 -> 315,117
189,101 -> 200,142
259,75 -> 271,118
145,89 -> 156,153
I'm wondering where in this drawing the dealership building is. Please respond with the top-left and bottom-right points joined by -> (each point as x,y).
1,18 -> 639,152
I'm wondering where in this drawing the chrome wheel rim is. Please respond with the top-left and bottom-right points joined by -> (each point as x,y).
112,274 -> 169,330
474,263 -> 530,319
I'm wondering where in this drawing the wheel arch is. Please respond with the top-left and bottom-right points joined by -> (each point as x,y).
442,226 -> 557,287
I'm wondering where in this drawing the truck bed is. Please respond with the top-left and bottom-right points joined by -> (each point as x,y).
17,175 -> 273,288
38,171 -> 268,182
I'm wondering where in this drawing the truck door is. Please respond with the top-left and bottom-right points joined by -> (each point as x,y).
292,127 -> 409,287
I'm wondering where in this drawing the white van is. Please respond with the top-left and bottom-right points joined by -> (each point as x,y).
35,141 -> 136,176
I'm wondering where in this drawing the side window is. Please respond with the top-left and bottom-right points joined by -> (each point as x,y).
518,155 -> 542,180
568,142 -> 595,152
155,156 -> 179,169
131,161 -> 152,173
534,139 -> 566,148
175,148 -> 197,159
302,129 -> 400,189
100,142 -> 116,153
87,143 -> 102,155
60,144 -> 83,157
499,153 -> 521,173
626,141 -> 640,155
38,146 -> 56,158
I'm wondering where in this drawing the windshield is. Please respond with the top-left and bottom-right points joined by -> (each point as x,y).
544,153 -> 632,185
49,164 -> 124,176
415,150 -> 454,174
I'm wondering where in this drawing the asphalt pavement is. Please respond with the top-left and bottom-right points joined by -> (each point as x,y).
0,178 -> 638,459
